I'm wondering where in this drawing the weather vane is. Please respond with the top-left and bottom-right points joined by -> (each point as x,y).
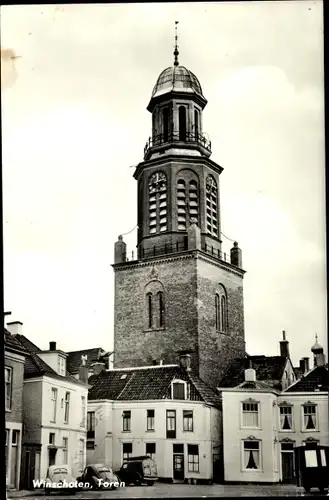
174,21 -> 179,66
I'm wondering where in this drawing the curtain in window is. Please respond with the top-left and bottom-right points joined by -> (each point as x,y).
303,406 -> 316,429
244,442 -> 260,469
242,403 -> 259,427
280,407 -> 292,430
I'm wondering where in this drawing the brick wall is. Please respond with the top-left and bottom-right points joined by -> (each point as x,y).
113,250 -> 245,389
5,353 -> 25,424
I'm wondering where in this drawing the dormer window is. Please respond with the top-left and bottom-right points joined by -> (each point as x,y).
58,356 -> 66,376
171,379 -> 187,400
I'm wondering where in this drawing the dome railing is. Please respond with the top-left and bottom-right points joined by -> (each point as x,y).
144,130 -> 211,158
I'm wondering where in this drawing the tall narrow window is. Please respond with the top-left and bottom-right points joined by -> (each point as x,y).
188,444 -> 199,472
194,109 -> 199,139
147,410 -> 155,431
243,441 -> 260,470
80,396 -> 86,427
183,410 -> 194,432
123,411 -> 131,432
63,438 -> 68,463
206,175 -> 218,237
147,293 -> 153,329
64,392 -> 70,424
303,405 -> 317,430
215,294 -> 220,331
179,106 -> 187,141
166,410 -> 176,439
189,180 -> 199,224
162,108 -> 169,142
146,443 -> 156,460
87,411 -> 95,449
220,295 -> 227,332
50,388 -> 57,423
242,402 -> 260,428
148,172 -> 167,234
123,443 -> 132,460
158,292 -> 164,328
5,367 -> 12,411
177,179 -> 187,230
280,406 -> 293,430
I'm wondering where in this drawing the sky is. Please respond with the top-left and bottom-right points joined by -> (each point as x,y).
1,1 -> 326,367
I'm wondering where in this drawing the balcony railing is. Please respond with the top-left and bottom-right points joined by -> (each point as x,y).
144,131 -> 212,158
123,240 -> 231,264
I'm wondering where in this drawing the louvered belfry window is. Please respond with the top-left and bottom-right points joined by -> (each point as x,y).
148,171 -> 167,234
177,177 -> 199,230
206,174 -> 218,237
177,179 -> 187,230
189,180 -> 198,224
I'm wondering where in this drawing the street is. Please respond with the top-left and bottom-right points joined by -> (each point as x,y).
8,482 -> 320,499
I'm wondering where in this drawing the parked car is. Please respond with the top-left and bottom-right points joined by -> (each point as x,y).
77,464 -> 120,490
44,465 -> 76,495
116,456 -> 158,486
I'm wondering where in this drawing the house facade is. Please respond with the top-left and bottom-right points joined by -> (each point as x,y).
220,336 -> 328,484
5,322 -> 89,488
86,357 -> 222,483
5,325 -> 27,490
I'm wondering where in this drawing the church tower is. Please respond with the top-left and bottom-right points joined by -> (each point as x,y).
112,32 -> 246,389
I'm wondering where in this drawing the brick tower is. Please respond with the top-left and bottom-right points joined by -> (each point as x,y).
112,41 -> 246,389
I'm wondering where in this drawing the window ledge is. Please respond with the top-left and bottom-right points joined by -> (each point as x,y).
146,429 -> 155,432
144,327 -> 166,333
241,469 -> 263,473
241,426 -> 262,430
301,429 -> 319,433
279,429 -> 295,432
5,409 -> 12,413
122,430 -> 131,433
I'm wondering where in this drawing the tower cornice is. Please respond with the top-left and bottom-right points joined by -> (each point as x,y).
134,154 -> 224,181
147,89 -> 207,113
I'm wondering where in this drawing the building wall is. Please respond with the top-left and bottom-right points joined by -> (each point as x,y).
87,399 -> 220,481
278,393 -> 329,446
113,252 -> 245,389
113,256 -> 200,370
22,376 -> 88,481
5,350 -> 25,423
222,391 -> 280,483
196,256 -> 245,388
5,350 -> 25,490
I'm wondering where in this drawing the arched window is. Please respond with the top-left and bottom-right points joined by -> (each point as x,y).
206,175 -> 218,237
148,172 -> 167,234
145,281 -> 165,331
179,106 -> 187,141
189,180 -> 198,224
177,179 -> 187,231
194,109 -> 199,139
215,294 -> 220,331
215,286 -> 228,333
158,291 -> 164,328
147,293 -> 153,329
162,108 -> 169,142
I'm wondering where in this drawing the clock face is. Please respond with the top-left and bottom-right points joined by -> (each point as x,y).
206,174 -> 217,194
149,171 -> 167,193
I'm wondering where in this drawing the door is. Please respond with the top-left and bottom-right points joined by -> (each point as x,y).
24,451 -> 31,489
48,448 -> 57,467
281,452 -> 295,484
173,454 -> 184,481
213,453 -> 224,483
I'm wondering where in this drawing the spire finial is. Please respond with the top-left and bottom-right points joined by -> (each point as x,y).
174,21 -> 179,66
315,333 -> 318,341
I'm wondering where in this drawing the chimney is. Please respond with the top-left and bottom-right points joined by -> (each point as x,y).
245,359 -> 256,382
179,352 -> 191,372
114,235 -> 127,264
79,355 -> 89,384
303,357 -> 310,373
92,362 -> 106,375
299,358 -> 306,374
159,359 -> 163,366
49,341 -> 57,351
152,360 -> 157,366
280,330 -> 290,358
187,219 -> 201,250
230,242 -> 242,268
6,321 -> 23,335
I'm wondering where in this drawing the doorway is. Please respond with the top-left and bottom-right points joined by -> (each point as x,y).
173,444 -> 184,481
281,443 -> 295,484
48,448 -> 57,467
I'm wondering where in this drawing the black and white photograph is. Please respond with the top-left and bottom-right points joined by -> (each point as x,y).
2,1 -> 328,498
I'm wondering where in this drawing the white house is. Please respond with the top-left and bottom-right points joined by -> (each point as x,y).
220,335 -> 328,484
7,325 -> 89,488
86,353 -> 222,483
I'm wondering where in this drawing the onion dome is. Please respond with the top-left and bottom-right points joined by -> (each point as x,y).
151,65 -> 204,99
311,334 -> 324,354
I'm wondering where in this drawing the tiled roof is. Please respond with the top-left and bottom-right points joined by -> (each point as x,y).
236,380 -> 277,391
13,334 -> 83,384
219,356 -> 288,389
285,366 -> 329,392
4,329 -> 27,355
88,365 -> 221,406
294,367 -> 304,380
67,347 -> 105,374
